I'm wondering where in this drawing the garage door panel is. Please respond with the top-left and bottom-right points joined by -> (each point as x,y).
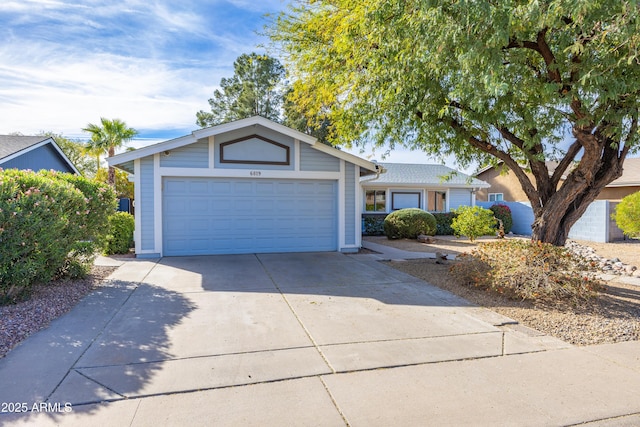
163,178 -> 337,255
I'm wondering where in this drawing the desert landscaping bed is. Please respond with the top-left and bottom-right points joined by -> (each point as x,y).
370,235 -> 640,346
0,265 -> 117,358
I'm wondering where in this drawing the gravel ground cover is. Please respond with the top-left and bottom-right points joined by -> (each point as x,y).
0,265 -> 116,358
370,235 -> 640,346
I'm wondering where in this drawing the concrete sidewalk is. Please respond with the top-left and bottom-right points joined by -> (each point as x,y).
2,253 -> 640,426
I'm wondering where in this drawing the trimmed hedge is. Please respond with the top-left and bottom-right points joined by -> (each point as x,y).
384,208 -> 437,239
0,169 -> 116,303
104,212 -> 135,255
451,205 -> 497,241
433,212 -> 457,235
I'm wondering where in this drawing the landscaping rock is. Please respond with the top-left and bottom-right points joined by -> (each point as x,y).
565,240 -> 638,277
417,234 -> 435,244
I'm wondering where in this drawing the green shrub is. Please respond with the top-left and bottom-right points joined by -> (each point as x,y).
383,208 -> 436,239
613,191 -> 640,238
104,212 -> 135,255
451,206 -> 497,241
449,240 -> 603,302
0,169 -> 116,303
489,204 -> 513,234
433,212 -> 457,235
363,215 -> 386,236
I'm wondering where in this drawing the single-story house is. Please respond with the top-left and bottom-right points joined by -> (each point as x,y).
476,158 -> 640,202
0,135 -> 79,174
361,163 -> 490,214
107,116 -> 379,257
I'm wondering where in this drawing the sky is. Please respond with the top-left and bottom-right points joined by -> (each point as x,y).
0,0 -> 463,170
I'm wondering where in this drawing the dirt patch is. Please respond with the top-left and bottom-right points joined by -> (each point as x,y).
0,265 -> 117,358
376,235 -> 640,346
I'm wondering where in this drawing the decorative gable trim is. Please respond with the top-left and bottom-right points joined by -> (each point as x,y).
219,134 -> 290,166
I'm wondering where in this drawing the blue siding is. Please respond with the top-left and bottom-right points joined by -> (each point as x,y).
449,188 -> 472,210
214,125 -> 295,171
1,144 -> 75,173
344,163 -> 356,245
160,139 -> 208,168
139,157 -> 155,250
299,144 -> 340,172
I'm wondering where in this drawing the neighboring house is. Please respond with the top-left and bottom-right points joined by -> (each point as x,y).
361,163 -> 490,215
107,116 -> 379,257
476,158 -> 640,202
0,135 -> 79,174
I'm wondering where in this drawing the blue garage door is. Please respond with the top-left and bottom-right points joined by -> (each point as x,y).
162,177 -> 338,256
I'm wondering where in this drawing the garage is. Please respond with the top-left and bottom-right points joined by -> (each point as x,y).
163,177 -> 338,256
107,116 -> 378,257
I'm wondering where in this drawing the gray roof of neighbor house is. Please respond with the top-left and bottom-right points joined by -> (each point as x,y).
610,157 -> 640,187
0,135 -> 49,159
362,162 -> 490,188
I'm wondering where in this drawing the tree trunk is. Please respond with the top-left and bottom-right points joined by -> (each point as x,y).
107,147 -> 116,188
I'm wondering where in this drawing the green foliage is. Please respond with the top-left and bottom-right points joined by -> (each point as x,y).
196,53 -> 286,127
383,208 -> 436,239
104,212 -> 135,255
433,212 -> 458,236
95,168 -> 134,200
451,206 -> 497,241
613,191 -> 640,238
270,0 -> 640,245
450,240 -> 603,303
0,169 -> 116,304
489,204 -> 513,234
363,215 -> 386,236
82,117 -> 137,186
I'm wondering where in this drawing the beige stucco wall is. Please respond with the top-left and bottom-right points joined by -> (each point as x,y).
478,167 -> 640,202
476,168 -> 529,202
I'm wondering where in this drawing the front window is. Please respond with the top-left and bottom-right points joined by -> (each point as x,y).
427,190 -> 446,212
365,189 -> 386,212
489,193 -> 504,202
391,192 -> 421,210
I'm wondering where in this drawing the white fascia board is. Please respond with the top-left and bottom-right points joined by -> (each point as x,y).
193,116 -> 318,145
310,142 -> 378,173
108,134 -> 194,167
361,182 -> 491,189
108,116 -> 319,167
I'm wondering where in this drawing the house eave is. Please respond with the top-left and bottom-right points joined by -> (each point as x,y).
0,137 -> 80,174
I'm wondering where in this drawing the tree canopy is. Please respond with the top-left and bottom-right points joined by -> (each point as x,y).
270,0 -> 640,245
83,118 -> 137,187
196,53 -> 286,126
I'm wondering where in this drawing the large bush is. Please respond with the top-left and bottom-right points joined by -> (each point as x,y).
613,191 -> 640,238
104,212 -> 135,255
489,204 -> 513,234
363,215 -> 386,236
0,169 -> 115,303
433,212 -> 457,235
449,240 -> 603,302
451,206 -> 497,241
384,208 -> 436,239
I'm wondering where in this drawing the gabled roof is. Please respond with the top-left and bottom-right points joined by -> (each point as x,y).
362,162 -> 489,188
0,135 -> 50,159
107,116 -> 378,173
0,135 -> 80,174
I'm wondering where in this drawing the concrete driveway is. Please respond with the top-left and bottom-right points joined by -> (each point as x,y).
3,252 -> 640,426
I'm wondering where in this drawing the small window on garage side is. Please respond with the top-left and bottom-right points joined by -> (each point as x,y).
489,193 -> 504,202
391,192 -> 421,210
365,190 -> 386,212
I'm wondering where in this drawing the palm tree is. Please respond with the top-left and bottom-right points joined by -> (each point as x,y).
82,118 -> 137,186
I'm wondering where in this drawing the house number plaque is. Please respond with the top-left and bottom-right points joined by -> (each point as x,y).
249,171 -> 262,177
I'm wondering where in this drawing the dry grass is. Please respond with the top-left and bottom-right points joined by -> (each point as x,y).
375,236 -> 640,346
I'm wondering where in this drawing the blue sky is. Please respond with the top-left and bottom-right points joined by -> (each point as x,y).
0,0 -> 460,168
